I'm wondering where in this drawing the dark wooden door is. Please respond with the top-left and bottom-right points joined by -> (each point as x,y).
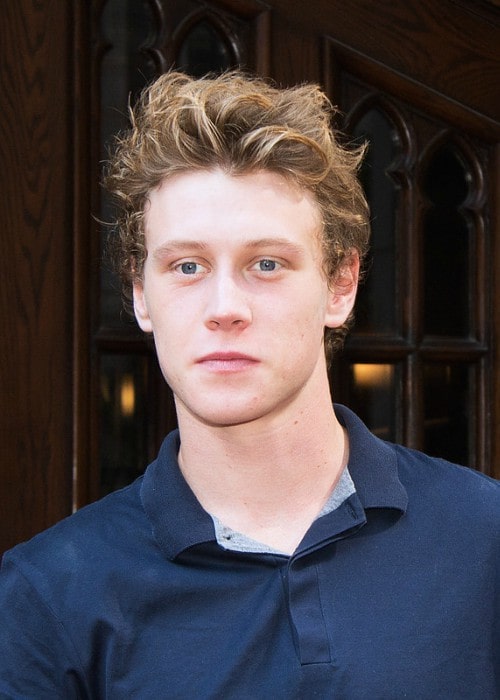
1,1 -> 77,555
1,0 -> 499,554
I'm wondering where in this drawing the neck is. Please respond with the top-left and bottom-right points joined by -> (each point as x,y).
176,388 -> 348,554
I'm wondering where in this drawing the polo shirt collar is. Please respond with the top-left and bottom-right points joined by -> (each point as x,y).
335,404 -> 408,512
141,430 -> 215,560
141,404 -> 408,560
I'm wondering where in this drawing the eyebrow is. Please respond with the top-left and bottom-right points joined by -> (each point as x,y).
152,240 -> 208,260
151,237 -> 306,260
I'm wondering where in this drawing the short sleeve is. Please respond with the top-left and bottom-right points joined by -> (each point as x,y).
0,553 -> 85,699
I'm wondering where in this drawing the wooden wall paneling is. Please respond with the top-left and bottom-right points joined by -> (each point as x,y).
270,23 -> 321,85
0,1 -> 76,553
268,0 -> 499,121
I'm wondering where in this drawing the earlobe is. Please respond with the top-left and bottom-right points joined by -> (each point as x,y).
132,281 -> 153,333
324,251 -> 360,329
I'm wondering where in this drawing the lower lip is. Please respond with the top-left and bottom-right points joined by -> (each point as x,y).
198,358 -> 258,373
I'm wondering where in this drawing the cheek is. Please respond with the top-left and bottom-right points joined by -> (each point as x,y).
144,286 -> 188,330
271,306 -> 326,359
145,302 -> 188,363
286,292 -> 328,332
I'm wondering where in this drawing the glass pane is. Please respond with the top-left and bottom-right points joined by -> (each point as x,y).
100,0 -> 156,327
100,354 -> 150,496
177,20 -> 233,77
347,363 -> 399,441
423,363 -> 472,466
350,108 -> 400,334
422,144 -> 471,336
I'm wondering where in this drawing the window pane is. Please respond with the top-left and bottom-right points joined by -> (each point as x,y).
100,0 -> 156,327
348,363 -> 399,441
422,363 -> 472,466
178,20 -> 233,77
351,108 -> 400,334
100,354 -> 150,495
422,144 -> 471,337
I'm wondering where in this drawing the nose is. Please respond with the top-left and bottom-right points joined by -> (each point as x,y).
204,271 -> 252,331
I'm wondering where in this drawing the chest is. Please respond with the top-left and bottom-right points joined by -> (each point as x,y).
73,539 -> 497,699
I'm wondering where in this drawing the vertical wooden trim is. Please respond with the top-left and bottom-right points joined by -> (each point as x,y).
403,126 -> 421,450
254,9 -> 272,75
491,143 -> 500,478
472,153 -> 489,473
71,2 -> 94,510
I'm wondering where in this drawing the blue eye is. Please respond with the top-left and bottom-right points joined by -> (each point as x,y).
258,259 -> 278,272
179,262 -> 199,275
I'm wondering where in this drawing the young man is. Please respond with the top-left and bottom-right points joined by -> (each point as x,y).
1,72 -> 499,698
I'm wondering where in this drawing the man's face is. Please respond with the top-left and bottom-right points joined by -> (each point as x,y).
133,169 -> 357,430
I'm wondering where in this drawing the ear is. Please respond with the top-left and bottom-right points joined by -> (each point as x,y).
324,251 -> 360,328
132,280 -> 153,333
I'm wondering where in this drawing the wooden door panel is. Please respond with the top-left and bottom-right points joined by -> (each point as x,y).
0,0 -> 76,553
86,0 -> 500,501
1,0 -> 498,554
269,0 -> 499,121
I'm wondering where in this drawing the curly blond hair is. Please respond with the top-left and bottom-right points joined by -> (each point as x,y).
104,71 -> 370,354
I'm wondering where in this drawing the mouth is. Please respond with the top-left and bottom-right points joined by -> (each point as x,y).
196,352 -> 259,372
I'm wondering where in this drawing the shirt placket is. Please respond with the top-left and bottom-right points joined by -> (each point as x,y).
283,501 -> 367,666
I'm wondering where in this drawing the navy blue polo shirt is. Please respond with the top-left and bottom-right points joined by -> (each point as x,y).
1,405 -> 499,699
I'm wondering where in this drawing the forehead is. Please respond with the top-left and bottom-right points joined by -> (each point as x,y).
143,169 -> 323,249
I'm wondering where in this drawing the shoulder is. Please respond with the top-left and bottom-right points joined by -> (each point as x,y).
393,442 -> 499,494
337,403 -> 499,522
1,475 -> 149,588
391,443 -> 500,533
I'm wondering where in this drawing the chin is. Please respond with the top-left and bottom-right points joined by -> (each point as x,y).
174,383 -> 303,430
197,409 -> 264,429
177,397 -> 269,429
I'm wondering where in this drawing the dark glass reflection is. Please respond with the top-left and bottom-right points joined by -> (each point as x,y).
423,363 -> 471,466
422,144 -> 471,337
350,107 -> 399,335
178,20 -> 233,77
347,363 -> 398,442
100,354 -> 150,495
100,0 -> 156,326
